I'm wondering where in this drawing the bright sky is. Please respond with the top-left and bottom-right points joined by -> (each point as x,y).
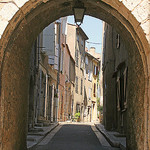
67,15 -> 103,54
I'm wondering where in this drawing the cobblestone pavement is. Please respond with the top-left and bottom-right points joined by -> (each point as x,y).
33,123 -> 121,150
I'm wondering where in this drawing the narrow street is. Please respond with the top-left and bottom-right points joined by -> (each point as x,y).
33,123 -> 120,150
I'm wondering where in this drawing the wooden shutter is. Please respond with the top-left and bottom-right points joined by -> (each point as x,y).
117,77 -> 120,111
93,83 -> 96,97
124,67 -> 128,107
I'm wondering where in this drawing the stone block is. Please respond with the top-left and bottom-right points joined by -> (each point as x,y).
122,0 -> 142,11
131,0 -> 149,23
0,20 -> 8,38
13,0 -> 28,8
117,3 -> 130,20
0,3 -> 18,21
141,20 -> 150,36
102,0 -> 121,10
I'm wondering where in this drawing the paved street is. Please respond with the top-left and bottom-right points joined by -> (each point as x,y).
33,123 -> 120,150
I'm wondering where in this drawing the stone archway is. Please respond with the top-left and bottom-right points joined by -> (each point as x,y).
0,0 -> 149,150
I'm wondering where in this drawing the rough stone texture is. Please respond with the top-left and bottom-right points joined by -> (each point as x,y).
103,23 -> 128,133
0,0 -> 149,150
127,42 -> 145,150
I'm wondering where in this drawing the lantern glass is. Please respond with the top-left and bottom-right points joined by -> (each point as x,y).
73,7 -> 85,24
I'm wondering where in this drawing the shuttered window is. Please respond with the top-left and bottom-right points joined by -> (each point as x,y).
75,76 -> 78,93
75,50 -> 79,66
93,65 -> 98,76
81,79 -> 83,95
93,83 -> 96,97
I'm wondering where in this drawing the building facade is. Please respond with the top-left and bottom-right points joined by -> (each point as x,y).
28,18 -> 102,129
102,22 -> 128,134
84,48 -> 101,122
67,24 -> 89,121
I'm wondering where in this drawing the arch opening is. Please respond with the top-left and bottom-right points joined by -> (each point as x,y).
0,1 -> 149,150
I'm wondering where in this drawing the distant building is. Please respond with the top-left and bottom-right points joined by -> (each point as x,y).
66,24 -> 88,121
28,32 -> 58,129
28,18 -> 68,128
84,48 -> 101,122
28,18 -> 102,128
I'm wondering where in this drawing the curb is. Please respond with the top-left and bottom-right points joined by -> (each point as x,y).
28,122 -> 59,150
95,124 -> 126,150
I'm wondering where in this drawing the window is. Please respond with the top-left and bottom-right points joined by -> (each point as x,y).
75,76 -> 78,93
93,65 -> 98,76
55,23 -> 60,45
116,67 -> 128,111
88,70 -> 92,81
77,34 -> 79,42
80,56 -> 84,69
88,88 -> 92,100
60,50 -> 64,73
75,50 -> 79,66
81,79 -> 83,95
81,37 -> 84,46
84,69 -> 86,79
88,107 -> 90,115
85,56 -> 88,65
93,83 -> 96,97
123,68 -> 128,107
76,104 -> 80,112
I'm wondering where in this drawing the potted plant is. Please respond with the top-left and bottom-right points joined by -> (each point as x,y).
75,112 -> 80,122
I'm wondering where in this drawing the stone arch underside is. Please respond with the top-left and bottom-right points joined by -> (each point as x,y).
0,0 -> 149,150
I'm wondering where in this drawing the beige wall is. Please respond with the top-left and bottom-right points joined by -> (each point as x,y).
84,52 -> 101,122
66,24 -> 76,60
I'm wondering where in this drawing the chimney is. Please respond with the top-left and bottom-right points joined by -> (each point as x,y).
85,47 -> 88,52
89,47 -> 96,53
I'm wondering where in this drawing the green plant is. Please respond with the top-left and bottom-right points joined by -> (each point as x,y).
98,105 -> 103,113
75,112 -> 80,119
97,98 -> 103,113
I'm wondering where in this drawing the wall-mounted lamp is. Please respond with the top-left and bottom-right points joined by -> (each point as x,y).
73,0 -> 86,26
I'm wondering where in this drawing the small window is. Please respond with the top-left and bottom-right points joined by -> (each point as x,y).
81,39 -> 84,46
75,76 -> 78,93
81,79 -> 83,95
88,70 -> 92,81
75,50 -> 79,66
85,56 -> 88,65
60,50 -> 64,73
76,104 -> 80,112
89,88 -> 92,100
77,34 -> 79,42
80,56 -> 84,69
93,65 -> 98,76
93,83 -> 96,97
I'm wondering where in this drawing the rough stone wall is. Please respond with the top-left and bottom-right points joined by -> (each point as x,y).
102,24 -> 116,130
118,0 -> 150,42
0,0 -> 149,150
0,24 -> 31,149
127,42 -> 145,150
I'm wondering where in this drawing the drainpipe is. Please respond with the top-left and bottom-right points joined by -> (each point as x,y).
91,103 -> 93,122
44,74 -> 48,118
55,20 -> 61,122
51,84 -> 54,122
